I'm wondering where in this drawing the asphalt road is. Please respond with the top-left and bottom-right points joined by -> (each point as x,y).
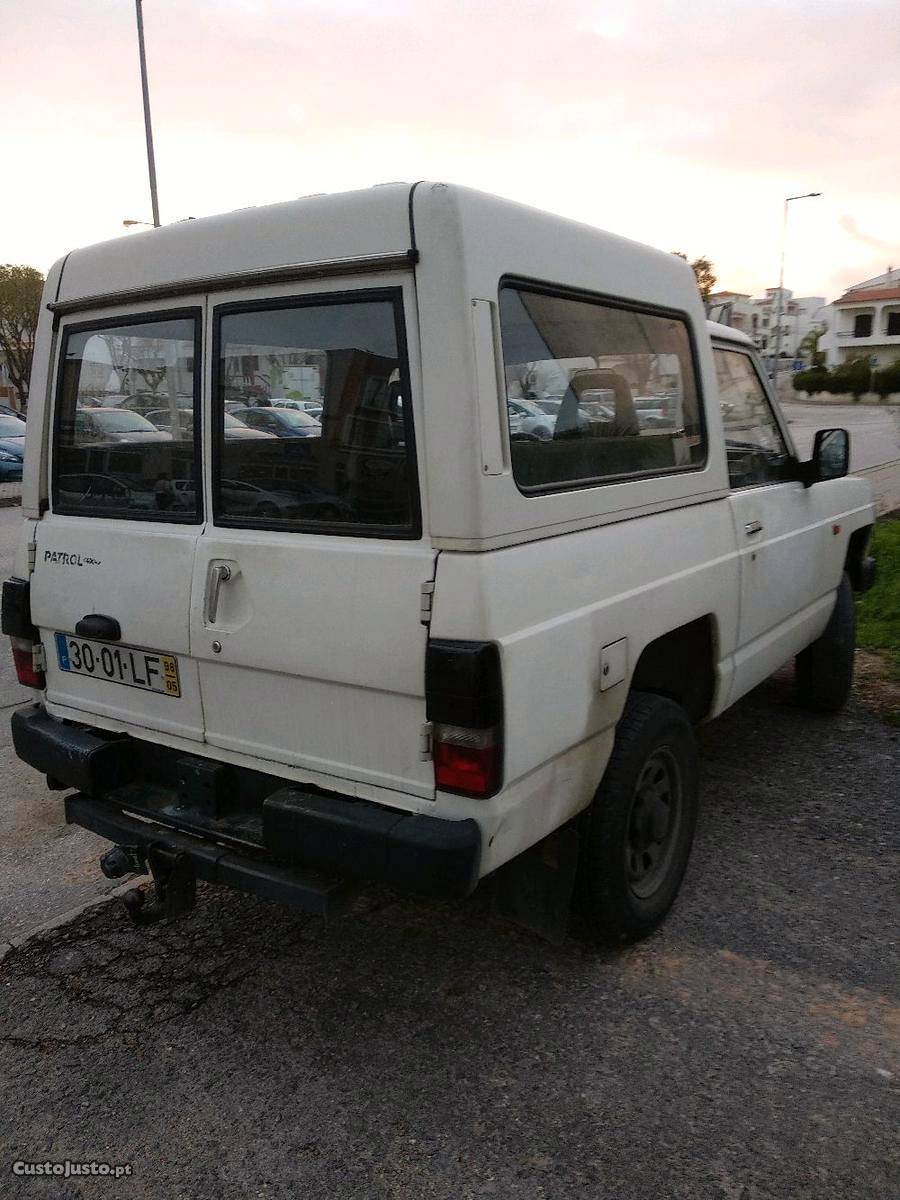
0,671 -> 897,1200
780,400 -> 900,471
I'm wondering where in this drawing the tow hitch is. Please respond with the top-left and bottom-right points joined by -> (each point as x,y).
100,842 -> 197,926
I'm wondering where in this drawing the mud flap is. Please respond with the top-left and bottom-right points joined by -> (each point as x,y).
491,826 -> 580,945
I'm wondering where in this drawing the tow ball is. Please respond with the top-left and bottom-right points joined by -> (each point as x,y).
100,842 -> 197,926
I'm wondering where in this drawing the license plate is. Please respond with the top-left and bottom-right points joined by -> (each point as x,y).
55,633 -> 181,698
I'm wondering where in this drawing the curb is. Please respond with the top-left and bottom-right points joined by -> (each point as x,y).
0,875 -> 148,959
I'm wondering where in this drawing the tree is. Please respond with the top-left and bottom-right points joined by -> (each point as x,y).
798,325 -> 826,367
0,265 -> 44,409
671,252 -> 717,299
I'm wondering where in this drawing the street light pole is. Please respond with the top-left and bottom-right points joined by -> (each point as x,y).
771,191 -> 821,381
134,0 -> 160,227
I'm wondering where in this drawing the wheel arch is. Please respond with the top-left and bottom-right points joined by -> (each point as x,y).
844,523 -> 874,592
630,615 -> 717,724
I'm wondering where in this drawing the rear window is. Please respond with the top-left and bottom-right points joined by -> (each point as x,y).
53,313 -> 200,520
499,285 -> 706,492
214,292 -> 418,535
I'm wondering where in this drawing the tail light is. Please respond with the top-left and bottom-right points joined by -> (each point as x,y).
2,578 -> 45,689
426,640 -> 502,798
10,636 -> 45,689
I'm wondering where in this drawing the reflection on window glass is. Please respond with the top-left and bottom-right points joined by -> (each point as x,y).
498,287 -> 705,490
714,349 -> 791,489
215,295 -> 417,532
53,316 -> 199,519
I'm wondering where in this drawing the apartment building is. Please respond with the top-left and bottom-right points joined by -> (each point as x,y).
819,269 -> 900,368
707,287 -> 826,363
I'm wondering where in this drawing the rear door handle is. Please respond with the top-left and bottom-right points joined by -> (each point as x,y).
744,520 -> 763,536
205,563 -> 233,625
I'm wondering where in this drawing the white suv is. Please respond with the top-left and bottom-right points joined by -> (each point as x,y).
4,183 -> 875,945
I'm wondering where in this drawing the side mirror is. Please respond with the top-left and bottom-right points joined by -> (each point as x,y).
804,427 -> 849,486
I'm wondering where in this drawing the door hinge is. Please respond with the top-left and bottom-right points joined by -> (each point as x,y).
27,536 -> 37,573
419,721 -> 433,761
32,643 -> 47,672
420,580 -> 435,625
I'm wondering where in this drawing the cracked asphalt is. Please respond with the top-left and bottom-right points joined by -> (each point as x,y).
1,670 -> 898,1200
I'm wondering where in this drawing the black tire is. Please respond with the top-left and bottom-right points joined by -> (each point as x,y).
577,692 -> 698,946
795,572 -> 855,713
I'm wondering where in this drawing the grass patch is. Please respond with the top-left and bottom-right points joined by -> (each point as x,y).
856,516 -> 900,677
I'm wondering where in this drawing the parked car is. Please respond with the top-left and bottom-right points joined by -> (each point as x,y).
170,477 -> 349,521
534,396 -> 612,427
271,399 -> 322,414
0,448 -> 23,482
633,394 -> 679,428
0,412 -> 25,477
507,398 -> 556,440
230,406 -> 321,438
6,183 -> 876,952
57,473 -> 156,513
0,404 -> 25,422
0,415 -> 26,480
145,410 -> 275,441
72,409 -> 173,443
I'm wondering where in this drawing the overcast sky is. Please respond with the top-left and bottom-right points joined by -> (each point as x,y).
2,0 -> 898,300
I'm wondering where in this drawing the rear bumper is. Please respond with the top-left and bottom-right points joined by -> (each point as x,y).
11,703 -> 481,907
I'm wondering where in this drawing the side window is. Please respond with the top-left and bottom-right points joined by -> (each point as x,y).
53,313 -> 200,520
214,293 -> 418,534
498,286 -> 705,492
714,349 -> 792,490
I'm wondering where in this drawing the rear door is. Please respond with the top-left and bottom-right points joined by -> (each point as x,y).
192,279 -> 436,798
30,302 -> 207,740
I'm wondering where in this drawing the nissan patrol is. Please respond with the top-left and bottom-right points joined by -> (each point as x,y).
4,183 -> 876,944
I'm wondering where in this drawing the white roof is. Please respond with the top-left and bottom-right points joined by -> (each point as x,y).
53,182 -> 697,315
55,184 -> 415,307
706,319 -> 754,347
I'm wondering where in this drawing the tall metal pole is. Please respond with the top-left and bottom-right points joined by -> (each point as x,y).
771,191 -> 821,381
771,200 -> 789,380
135,0 -> 160,227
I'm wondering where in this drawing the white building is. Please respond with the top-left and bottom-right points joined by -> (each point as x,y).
819,269 -> 900,369
707,288 -> 826,365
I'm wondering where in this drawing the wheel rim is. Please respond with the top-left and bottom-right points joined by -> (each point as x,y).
625,748 -> 682,899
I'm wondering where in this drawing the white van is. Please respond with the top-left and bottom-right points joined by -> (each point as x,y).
5,183 -> 876,943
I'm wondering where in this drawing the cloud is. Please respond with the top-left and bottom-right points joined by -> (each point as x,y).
838,216 -> 899,258
1,0 -> 898,296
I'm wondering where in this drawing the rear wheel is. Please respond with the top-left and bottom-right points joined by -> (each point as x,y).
577,692 -> 698,946
795,572 -> 855,713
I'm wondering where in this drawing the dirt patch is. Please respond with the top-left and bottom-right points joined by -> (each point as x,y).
854,649 -> 900,725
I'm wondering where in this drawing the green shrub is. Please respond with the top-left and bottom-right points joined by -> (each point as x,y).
872,361 -> 900,398
792,367 -> 830,394
829,358 -> 871,398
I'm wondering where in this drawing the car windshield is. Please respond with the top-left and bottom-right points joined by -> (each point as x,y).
223,413 -> 248,429
88,410 -> 156,433
0,417 -> 25,437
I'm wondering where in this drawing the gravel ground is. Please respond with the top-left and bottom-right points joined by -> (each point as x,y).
0,671 -> 897,1200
